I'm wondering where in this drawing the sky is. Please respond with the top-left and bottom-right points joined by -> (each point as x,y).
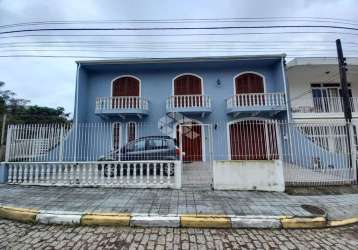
0,0 -> 357,116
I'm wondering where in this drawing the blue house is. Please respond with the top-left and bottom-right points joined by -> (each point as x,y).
74,55 -> 288,164
3,54 -> 354,190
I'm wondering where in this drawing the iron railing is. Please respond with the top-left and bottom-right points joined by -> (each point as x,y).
292,97 -> 358,113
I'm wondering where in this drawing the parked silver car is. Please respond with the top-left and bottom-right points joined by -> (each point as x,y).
97,136 -> 181,176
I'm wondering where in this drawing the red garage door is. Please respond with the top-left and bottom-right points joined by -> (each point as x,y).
229,120 -> 278,160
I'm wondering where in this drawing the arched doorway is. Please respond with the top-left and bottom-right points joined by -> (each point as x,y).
176,121 -> 203,162
235,72 -> 264,94
173,74 -> 202,95
235,73 -> 265,105
112,76 -> 140,108
173,74 -> 203,107
228,119 -> 278,160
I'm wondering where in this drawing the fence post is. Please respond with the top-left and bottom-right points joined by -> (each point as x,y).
59,126 -> 64,162
275,120 -> 283,160
349,123 -> 357,183
174,161 -> 182,189
4,125 -> 12,162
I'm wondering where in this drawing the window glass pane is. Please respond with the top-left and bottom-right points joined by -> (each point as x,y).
312,88 -> 322,98
113,123 -> 121,150
127,122 -> 136,142
147,139 -> 163,149
134,140 -> 146,151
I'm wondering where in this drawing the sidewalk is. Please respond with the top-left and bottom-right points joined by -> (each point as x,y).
1,184 -> 357,221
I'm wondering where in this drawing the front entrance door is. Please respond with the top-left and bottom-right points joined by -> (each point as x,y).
176,122 -> 203,162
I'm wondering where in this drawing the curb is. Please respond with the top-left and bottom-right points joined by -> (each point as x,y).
181,214 -> 231,228
81,213 -> 130,226
0,206 -> 39,223
0,206 -> 357,229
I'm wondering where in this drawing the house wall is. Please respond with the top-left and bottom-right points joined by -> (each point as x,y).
212,160 -> 285,191
287,64 -> 358,121
73,60 -> 287,160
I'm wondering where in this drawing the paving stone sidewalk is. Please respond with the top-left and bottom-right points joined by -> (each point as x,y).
0,184 -> 357,220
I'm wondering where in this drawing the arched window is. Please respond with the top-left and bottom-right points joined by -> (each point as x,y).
235,73 -> 264,94
127,122 -> 137,142
113,122 -> 121,150
174,74 -> 202,95
112,76 -> 140,97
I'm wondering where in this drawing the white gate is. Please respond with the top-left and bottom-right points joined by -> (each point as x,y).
178,123 -> 213,188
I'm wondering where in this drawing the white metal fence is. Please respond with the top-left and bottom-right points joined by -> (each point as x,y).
6,161 -> 182,188
282,122 -> 356,185
292,96 -> 358,113
4,120 -> 358,187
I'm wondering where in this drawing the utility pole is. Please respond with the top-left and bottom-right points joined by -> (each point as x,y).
336,39 -> 352,122
336,39 -> 356,181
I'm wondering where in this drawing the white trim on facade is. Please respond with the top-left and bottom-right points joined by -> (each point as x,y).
110,75 -> 142,97
172,73 -> 204,95
226,117 -> 276,161
232,71 -> 267,95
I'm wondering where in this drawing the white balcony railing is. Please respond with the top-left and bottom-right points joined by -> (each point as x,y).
292,97 -> 358,113
226,92 -> 286,109
166,95 -> 211,110
96,96 -> 149,112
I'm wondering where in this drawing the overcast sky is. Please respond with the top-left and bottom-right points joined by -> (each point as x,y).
0,0 -> 357,116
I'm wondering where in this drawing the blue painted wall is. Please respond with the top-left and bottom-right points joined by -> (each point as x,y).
73,57 -> 288,160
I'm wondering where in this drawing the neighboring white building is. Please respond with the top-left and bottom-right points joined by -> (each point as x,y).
287,57 -> 358,127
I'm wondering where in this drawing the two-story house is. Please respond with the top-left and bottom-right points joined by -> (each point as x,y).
287,57 -> 358,154
73,55 -> 288,189
288,57 -> 358,123
4,54 -> 355,190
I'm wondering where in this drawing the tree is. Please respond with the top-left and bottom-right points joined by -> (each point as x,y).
0,82 -> 70,147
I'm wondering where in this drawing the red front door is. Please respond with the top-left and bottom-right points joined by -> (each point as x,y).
177,122 -> 202,161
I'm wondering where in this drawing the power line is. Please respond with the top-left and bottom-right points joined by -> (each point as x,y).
1,31 -> 358,39
1,48 -> 357,53
0,31 -> 358,39
1,17 -> 358,29
1,25 -> 358,36
0,40 -> 357,46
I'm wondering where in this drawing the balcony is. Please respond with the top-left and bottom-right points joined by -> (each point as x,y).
95,96 -> 149,119
166,95 -> 212,116
226,92 -> 286,117
291,97 -> 358,117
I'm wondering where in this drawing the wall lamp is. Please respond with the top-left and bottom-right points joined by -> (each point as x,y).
216,79 -> 221,86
